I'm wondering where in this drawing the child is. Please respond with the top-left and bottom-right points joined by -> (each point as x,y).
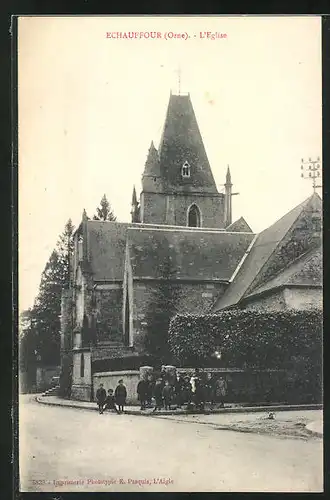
162,380 -> 173,410
104,389 -> 120,414
152,378 -> 164,412
95,383 -> 107,414
115,379 -> 127,413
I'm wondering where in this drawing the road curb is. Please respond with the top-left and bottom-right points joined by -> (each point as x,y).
36,396 -> 322,416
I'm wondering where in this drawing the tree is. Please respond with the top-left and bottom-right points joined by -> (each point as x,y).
56,219 -> 75,287
93,194 -> 117,221
143,252 -> 180,366
19,309 -> 38,392
25,220 -> 75,367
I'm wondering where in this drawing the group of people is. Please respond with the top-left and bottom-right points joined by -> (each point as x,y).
137,369 -> 228,412
95,379 -> 127,415
95,370 -> 228,414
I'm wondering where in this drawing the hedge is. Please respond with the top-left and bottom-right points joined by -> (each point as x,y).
168,308 -> 322,370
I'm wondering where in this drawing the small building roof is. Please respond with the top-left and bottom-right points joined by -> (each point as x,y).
226,217 -> 253,233
212,193 -> 322,311
244,245 -> 322,301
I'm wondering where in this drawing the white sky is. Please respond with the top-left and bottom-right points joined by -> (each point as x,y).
18,15 -> 322,313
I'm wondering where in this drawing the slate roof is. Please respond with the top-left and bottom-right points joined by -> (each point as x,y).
157,93 -> 218,193
85,220 -> 235,281
212,193 -> 322,311
126,227 -> 255,281
86,221 -> 130,281
226,217 -> 253,233
244,245 -> 322,300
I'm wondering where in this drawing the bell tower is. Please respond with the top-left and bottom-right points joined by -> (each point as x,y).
139,92 -> 226,228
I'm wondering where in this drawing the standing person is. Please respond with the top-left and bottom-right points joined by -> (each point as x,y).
137,378 -> 148,410
182,376 -> 193,407
104,389 -> 120,414
162,380 -> 174,410
152,378 -> 164,412
215,377 -> 227,408
206,372 -> 216,409
95,383 -> 107,414
146,375 -> 154,408
195,375 -> 205,411
174,373 -> 184,408
115,379 -> 127,413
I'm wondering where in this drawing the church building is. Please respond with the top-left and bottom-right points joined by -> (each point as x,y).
60,91 -> 322,402
60,91 -> 255,400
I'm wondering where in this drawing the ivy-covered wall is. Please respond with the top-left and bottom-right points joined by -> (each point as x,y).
169,309 -> 322,368
169,309 -> 322,402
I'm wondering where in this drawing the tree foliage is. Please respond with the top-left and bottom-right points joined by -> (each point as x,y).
19,220 -> 75,370
143,253 -> 180,365
93,194 -> 117,221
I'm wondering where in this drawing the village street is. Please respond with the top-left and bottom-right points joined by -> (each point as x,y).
19,395 -> 322,493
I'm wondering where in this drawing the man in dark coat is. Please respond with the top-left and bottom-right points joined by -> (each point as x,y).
96,383 -> 107,414
146,375 -> 154,408
115,379 -> 127,413
104,389 -> 120,414
181,376 -> 193,406
152,378 -> 164,412
174,373 -> 184,408
137,379 -> 148,410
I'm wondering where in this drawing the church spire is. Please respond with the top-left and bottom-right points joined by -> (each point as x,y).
130,185 -> 140,223
131,185 -> 137,206
157,93 -> 218,193
226,165 -> 232,186
142,141 -> 162,193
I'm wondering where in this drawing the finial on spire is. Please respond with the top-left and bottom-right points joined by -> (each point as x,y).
226,165 -> 232,185
132,185 -> 137,205
175,65 -> 182,95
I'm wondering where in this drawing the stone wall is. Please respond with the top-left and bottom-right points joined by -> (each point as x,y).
93,370 -> 140,404
242,287 -> 322,312
283,287 -> 322,310
71,350 -> 92,401
141,192 -> 225,228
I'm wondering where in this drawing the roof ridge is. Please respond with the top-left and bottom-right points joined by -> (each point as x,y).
126,226 -> 249,235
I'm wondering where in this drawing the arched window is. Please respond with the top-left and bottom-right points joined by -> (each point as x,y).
181,161 -> 191,178
188,204 -> 201,227
80,353 -> 85,378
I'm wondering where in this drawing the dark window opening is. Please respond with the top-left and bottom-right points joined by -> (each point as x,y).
80,353 -> 85,378
124,285 -> 130,346
182,161 -> 191,178
188,204 -> 201,227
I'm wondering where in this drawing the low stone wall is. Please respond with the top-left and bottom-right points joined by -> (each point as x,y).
71,384 -> 92,402
36,366 -> 61,392
93,370 -> 140,404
